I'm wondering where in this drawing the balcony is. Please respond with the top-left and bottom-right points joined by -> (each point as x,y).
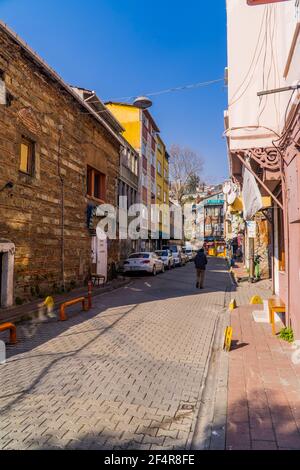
120,164 -> 138,190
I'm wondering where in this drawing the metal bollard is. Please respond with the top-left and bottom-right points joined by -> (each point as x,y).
87,281 -> 92,310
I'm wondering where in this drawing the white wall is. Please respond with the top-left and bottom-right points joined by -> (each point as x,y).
226,0 -> 299,150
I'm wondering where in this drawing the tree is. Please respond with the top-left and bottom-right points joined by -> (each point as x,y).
186,173 -> 201,194
169,144 -> 204,206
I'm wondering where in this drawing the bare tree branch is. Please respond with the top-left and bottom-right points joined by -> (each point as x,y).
169,144 -> 204,206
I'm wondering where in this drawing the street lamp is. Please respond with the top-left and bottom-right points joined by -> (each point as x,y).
133,96 -> 153,110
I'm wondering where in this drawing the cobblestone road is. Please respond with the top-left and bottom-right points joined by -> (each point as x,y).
0,258 -> 232,450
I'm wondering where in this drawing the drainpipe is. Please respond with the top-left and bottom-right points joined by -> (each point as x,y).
57,124 -> 65,291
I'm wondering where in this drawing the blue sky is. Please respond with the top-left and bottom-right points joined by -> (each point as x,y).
0,0 -> 228,183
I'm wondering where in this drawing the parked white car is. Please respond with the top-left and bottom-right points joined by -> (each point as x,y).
155,250 -> 175,270
182,247 -> 194,261
164,245 -> 184,267
123,252 -> 164,276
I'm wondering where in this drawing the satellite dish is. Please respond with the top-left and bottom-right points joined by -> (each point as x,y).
133,96 -> 153,109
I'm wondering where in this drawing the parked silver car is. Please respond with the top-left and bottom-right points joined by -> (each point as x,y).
123,252 -> 164,276
155,250 -> 175,270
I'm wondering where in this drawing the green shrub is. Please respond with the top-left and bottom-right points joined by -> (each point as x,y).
279,327 -> 294,343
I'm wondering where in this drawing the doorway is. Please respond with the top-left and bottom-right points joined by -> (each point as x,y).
0,240 -> 15,308
91,234 -> 107,282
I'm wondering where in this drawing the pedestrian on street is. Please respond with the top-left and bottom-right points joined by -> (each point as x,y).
194,248 -> 208,289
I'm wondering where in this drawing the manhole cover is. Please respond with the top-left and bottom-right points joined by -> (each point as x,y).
180,404 -> 195,411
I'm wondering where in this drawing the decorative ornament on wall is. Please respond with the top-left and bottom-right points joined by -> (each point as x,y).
17,107 -> 42,136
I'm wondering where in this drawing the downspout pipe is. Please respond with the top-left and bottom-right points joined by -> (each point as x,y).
57,124 -> 65,291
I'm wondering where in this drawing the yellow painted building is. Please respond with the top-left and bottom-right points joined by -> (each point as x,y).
105,103 -> 142,151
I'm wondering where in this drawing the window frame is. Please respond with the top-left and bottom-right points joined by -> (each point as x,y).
19,136 -> 35,176
87,166 -> 106,202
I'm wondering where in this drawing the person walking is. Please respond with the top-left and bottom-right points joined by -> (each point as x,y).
194,248 -> 208,289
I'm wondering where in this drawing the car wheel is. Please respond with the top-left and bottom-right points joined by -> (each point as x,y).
152,265 -> 157,276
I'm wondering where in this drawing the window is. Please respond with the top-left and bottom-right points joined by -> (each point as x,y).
134,156 -> 138,175
142,139 -> 147,157
87,166 -> 106,201
151,151 -> 156,166
142,114 -> 149,128
20,137 -> 35,175
143,156 -> 147,171
157,161 -> 162,175
157,185 -> 162,199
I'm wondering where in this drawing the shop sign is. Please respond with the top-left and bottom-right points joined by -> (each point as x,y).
246,221 -> 256,238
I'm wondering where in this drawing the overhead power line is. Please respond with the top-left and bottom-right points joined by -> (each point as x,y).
106,78 -> 225,102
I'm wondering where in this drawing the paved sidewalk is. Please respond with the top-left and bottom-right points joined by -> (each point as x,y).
0,277 -> 130,324
226,300 -> 300,450
0,258 -> 231,450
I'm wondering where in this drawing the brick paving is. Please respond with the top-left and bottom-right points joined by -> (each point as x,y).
0,257 -> 231,450
226,297 -> 300,450
0,277 -> 130,324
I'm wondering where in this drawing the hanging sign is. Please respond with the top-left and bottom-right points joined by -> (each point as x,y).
246,221 -> 256,238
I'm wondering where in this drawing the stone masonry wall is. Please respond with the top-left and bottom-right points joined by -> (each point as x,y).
0,28 -> 120,305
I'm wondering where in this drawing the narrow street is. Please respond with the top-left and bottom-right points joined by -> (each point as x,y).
0,258 -> 231,450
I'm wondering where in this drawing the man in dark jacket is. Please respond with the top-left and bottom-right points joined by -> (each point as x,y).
194,248 -> 208,289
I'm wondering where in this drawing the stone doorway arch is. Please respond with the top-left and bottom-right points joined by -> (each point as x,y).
0,239 -> 15,308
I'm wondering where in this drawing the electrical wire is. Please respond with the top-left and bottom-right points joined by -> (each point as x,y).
105,78 -> 224,102
228,6 -> 268,108
257,6 -> 271,123
78,77 -> 225,115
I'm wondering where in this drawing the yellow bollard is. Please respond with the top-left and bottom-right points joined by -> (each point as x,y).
44,296 -> 54,308
229,299 -> 237,311
250,295 -> 263,305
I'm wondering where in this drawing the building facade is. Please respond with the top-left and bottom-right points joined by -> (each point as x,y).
225,0 -> 300,337
0,22 -> 122,309
155,135 -> 170,248
72,88 -> 140,261
106,102 -> 161,250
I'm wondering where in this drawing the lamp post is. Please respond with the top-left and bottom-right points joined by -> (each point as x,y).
132,96 -> 153,110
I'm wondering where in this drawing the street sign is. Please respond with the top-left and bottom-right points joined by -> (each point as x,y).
247,0 -> 289,5
223,327 -> 233,352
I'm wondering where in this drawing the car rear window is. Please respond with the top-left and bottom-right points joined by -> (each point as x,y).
129,253 -> 149,259
156,251 -> 168,256
169,246 -> 178,253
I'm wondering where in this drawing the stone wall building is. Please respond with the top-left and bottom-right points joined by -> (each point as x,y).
0,22 -> 122,309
